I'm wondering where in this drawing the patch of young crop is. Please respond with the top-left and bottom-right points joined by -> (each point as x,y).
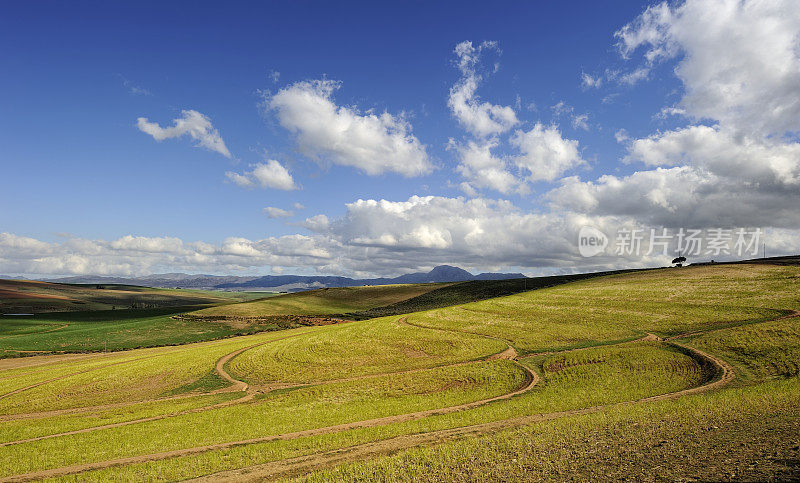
40,342 -> 709,481
296,377 -> 800,483
689,317 -> 800,381
0,392 -> 239,444
349,270 -> 642,320
0,331 -> 286,414
227,317 -> 504,385
0,360 -> 522,477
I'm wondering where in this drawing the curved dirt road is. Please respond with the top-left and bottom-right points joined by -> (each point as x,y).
0,311 -> 747,482
187,333 -> 737,482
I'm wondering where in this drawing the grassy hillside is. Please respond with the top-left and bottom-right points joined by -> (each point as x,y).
190,283 -> 453,317
349,269 -> 639,319
191,269 -> 640,320
0,264 -> 796,481
0,271 -> 637,357
0,280 -> 271,357
0,279 -> 259,314
0,307 -> 282,357
401,266 -> 793,354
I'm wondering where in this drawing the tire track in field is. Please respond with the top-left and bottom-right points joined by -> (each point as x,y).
0,317 -> 539,482
186,335 -> 737,482
0,330 -> 319,444
0,321 -> 528,445
0,310 -> 745,481
664,309 -> 800,341
0,354 -> 163,402
0,334 -> 305,422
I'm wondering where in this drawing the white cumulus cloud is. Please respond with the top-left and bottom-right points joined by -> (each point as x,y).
449,138 -> 526,195
551,0 -> 800,231
511,123 -> 585,182
137,109 -> 231,158
615,0 -> 800,136
448,41 -> 519,137
266,80 -> 431,177
226,160 -> 297,191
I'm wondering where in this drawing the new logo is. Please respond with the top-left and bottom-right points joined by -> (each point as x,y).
578,226 -> 608,257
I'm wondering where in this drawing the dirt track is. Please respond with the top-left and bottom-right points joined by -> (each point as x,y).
0,317 -> 540,481
0,354 -> 161,402
0,307 -> 750,483
185,332 -> 738,482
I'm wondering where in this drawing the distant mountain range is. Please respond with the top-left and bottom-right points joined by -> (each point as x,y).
42,265 -> 525,292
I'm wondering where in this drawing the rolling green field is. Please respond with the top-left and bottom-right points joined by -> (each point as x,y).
0,272 -> 634,357
0,307 -> 279,357
0,264 -> 797,480
0,280 -> 272,356
189,283 -> 454,317
0,279 -> 258,314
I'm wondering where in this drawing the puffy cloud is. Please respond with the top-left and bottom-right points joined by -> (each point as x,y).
6,192 -> 800,277
226,160 -> 297,190
616,0 -> 800,136
548,164 -> 800,230
263,207 -> 294,218
549,110 -> 800,229
550,0 -> 800,232
137,110 -> 231,158
510,123 -> 585,182
625,125 -> 800,186
309,195 -> 578,264
109,235 -> 185,254
301,214 -> 330,232
449,139 -> 526,195
266,80 -> 431,177
549,125 -> 800,228
448,41 -> 519,137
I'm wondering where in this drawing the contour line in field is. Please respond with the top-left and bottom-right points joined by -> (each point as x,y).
3,307 -> 784,481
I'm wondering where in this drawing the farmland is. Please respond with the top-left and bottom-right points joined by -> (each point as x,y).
0,279 -> 257,314
0,281 -> 269,357
189,282 -> 453,317
0,263 -> 797,480
0,271 -> 637,357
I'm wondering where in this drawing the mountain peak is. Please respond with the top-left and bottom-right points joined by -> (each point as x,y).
428,265 -> 473,277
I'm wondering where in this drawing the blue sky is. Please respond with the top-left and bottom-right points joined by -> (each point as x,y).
1,0 -> 799,277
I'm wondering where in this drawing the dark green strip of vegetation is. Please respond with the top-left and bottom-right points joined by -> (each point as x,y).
346,269 -> 644,320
